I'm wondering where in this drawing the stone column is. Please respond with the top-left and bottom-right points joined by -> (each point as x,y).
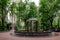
32,21 -> 34,32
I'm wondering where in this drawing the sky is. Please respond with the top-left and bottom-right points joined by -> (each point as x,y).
30,0 -> 39,6
11,0 -> 39,6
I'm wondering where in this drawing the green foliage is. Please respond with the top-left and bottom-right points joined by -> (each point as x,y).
28,2 -> 37,18
10,2 -> 17,16
10,0 -> 27,30
9,0 -> 60,31
0,0 -> 10,31
16,0 -> 26,30
0,21 -> 8,31
39,0 -> 60,31
10,0 -> 38,31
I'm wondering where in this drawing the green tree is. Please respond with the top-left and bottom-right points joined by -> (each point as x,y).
10,0 -> 29,31
39,0 -> 60,31
28,2 -> 37,18
10,2 -> 17,16
0,0 -> 10,31
12,0 -> 38,31
15,0 -> 27,30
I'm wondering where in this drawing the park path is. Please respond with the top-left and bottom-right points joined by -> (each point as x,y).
0,30 -> 60,40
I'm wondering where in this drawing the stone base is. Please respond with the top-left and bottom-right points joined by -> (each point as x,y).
15,32 -> 52,36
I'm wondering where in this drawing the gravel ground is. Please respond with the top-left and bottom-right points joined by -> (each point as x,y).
0,30 -> 60,40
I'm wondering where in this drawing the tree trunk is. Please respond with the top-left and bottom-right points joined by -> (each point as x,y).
2,6 -> 4,30
50,17 -> 53,32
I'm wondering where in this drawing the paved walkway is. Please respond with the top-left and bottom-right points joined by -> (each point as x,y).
0,31 -> 60,40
